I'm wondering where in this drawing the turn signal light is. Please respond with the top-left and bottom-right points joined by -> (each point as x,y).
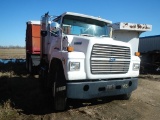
135,52 -> 140,56
67,46 -> 74,52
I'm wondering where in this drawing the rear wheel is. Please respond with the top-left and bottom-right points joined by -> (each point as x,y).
49,59 -> 67,111
26,54 -> 29,71
29,57 -> 33,73
39,67 -> 49,91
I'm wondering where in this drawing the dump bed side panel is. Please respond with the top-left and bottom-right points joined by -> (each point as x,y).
26,22 -> 41,54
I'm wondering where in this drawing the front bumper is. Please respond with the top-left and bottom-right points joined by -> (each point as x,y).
67,78 -> 138,99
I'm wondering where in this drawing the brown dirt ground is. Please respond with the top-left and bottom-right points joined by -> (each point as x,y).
0,61 -> 160,120
42,75 -> 160,120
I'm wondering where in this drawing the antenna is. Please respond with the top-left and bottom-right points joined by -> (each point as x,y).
45,12 -> 49,17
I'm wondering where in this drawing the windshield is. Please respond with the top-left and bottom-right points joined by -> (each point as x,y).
62,15 -> 109,37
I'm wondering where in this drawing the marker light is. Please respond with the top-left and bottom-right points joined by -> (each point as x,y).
67,46 -> 74,52
135,52 -> 140,56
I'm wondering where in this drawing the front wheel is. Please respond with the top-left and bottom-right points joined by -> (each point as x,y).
49,60 -> 67,111
120,93 -> 132,100
52,81 -> 67,111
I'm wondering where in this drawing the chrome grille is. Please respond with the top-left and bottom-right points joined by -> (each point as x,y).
90,44 -> 131,74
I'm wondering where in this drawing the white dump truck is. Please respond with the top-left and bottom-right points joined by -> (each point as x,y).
37,12 -> 152,110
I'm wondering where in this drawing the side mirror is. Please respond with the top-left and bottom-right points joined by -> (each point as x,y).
50,22 -> 61,37
50,22 -> 60,32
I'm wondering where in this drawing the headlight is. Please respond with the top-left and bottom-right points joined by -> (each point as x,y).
69,62 -> 80,71
133,63 -> 140,71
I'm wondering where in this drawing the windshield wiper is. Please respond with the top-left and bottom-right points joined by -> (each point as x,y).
80,34 -> 94,37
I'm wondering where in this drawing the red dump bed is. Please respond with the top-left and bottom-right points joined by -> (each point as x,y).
26,21 -> 41,54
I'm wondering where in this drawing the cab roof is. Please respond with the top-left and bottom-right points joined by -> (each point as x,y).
60,12 -> 112,24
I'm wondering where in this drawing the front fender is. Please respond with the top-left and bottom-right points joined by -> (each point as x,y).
62,51 -> 86,80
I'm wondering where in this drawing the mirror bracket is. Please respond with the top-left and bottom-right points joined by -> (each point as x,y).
41,30 -> 48,37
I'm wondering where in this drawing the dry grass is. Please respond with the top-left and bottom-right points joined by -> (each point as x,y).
0,100 -> 20,120
0,62 -> 54,119
0,49 -> 25,59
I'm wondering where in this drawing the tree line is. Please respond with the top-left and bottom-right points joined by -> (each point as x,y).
0,45 -> 25,49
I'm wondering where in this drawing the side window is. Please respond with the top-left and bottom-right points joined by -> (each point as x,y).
54,17 -> 71,34
62,19 -> 71,34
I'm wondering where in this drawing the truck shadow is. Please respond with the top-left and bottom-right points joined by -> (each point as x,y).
0,61 -> 117,115
0,62 -> 55,115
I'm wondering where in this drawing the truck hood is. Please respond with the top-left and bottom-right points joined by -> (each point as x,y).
67,35 -> 131,55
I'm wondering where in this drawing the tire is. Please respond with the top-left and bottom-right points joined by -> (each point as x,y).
120,93 -> 132,100
39,67 -> 49,91
49,59 -> 67,111
26,54 -> 29,71
29,57 -> 33,73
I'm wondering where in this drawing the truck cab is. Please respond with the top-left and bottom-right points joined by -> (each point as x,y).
37,12 -> 152,111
